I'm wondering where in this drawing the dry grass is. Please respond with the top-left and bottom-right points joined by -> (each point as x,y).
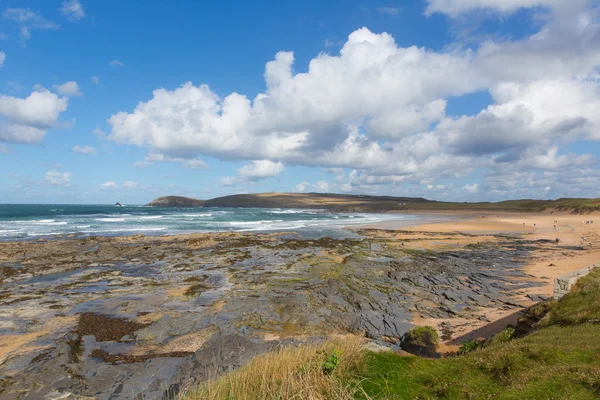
180,335 -> 367,400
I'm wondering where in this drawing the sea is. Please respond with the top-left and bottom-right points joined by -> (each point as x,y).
0,204 -> 425,241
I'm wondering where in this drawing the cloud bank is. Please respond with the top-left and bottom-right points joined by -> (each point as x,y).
100,0 -> 599,197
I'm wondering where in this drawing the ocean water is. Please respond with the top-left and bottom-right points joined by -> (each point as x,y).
0,204 -> 422,241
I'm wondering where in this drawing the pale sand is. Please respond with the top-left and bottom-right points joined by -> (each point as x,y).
367,211 -> 600,350
0,315 -> 77,365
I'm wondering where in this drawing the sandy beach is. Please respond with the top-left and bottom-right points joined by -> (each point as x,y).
360,211 -> 600,350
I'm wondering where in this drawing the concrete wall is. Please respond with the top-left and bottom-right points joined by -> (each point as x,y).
553,264 -> 599,299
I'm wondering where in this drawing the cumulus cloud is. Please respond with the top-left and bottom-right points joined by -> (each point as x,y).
45,170 -> 71,185
237,160 -> 284,180
72,145 -> 95,154
53,81 -> 82,97
110,60 -> 125,67
59,0 -> 85,21
295,181 -> 309,192
106,0 -> 600,198
314,180 -> 330,192
0,89 -> 68,144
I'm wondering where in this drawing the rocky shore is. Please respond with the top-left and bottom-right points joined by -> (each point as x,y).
0,223 -> 581,399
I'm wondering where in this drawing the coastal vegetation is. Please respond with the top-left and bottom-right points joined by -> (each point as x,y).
181,268 -> 600,399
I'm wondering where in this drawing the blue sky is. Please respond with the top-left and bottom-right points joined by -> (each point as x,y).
1,0 -> 599,204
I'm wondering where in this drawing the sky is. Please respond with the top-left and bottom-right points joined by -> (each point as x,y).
1,0 -> 600,204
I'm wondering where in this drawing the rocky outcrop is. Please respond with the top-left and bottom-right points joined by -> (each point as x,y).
145,196 -> 205,207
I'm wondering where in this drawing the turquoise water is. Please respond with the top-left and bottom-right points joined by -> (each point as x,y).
0,204 -> 420,241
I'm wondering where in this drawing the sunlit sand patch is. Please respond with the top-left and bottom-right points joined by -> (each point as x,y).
208,300 -> 226,314
130,327 -> 218,356
0,315 -> 77,364
167,286 -> 190,298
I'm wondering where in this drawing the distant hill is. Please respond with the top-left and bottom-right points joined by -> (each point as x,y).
145,196 -> 205,207
204,192 -> 431,212
145,193 -> 600,213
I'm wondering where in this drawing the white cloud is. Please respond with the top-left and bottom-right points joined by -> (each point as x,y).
59,0 -> 85,21
462,183 -> 478,193
110,60 -> 125,67
324,38 -> 343,48
99,181 -> 118,190
183,159 -> 208,169
377,7 -> 400,15
91,76 -> 100,86
295,181 -> 309,192
143,152 -> 207,169
0,51 -> 5,67
0,89 -> 68,144
98,180 -> 138,190
2,8 -> 59,45
219,176 -> 236,186
106,1 -> 600,197
72,145 -> 95,154
313,180 -> 330,192
424,0 -> 572,17
53,81 -> 82,97
45,170 -> 71,185
237,160 -> 284,180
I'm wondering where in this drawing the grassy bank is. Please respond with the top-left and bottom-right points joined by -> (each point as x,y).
181,268 -> 600,399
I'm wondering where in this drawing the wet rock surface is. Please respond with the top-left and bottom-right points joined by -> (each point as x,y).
0,230 -> 561,399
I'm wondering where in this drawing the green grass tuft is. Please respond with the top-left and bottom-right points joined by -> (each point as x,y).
406,326 -> 439,348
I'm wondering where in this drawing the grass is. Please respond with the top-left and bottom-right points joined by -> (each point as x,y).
547,268 -> 600,326
181,336 -> 366,400
181,268 -> 600,400
355,324 -> 600,399
406,326 -> 439,348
